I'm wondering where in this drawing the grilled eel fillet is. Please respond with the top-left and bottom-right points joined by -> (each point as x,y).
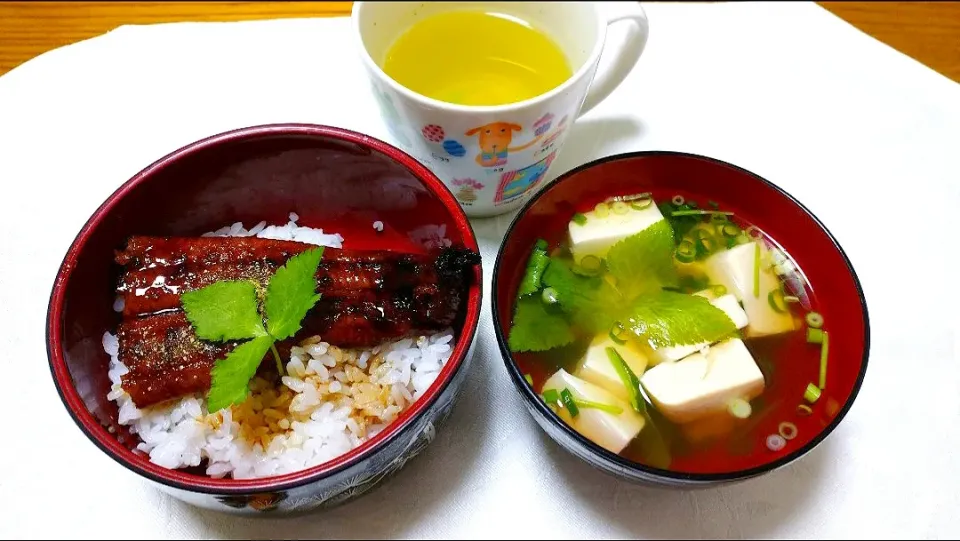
114,236 -> 479,408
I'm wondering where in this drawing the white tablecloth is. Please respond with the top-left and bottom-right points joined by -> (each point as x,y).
2,2 -> 959,539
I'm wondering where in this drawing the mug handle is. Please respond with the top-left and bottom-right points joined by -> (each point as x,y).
578,3 -> 650,117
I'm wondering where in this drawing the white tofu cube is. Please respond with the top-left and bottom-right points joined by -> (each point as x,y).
575,334 -> 650,400
642,293 -> 749,366
543,369 -> 645,454
567,202 -> 666,265
708,293 -> 750,328
639,338 -> 765,424
703,242 -> 796,338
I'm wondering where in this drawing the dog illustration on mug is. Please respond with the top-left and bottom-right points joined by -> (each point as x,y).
465,122 -> 544,167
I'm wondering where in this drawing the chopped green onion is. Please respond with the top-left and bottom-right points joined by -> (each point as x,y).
766,434 -> 786,451
696,235 -> 717,256
767,289 -> 788,313
784,295 -> 801,303
594,202 -> 610,218
609,322 -> 628,345
560,388 -> 580,417
778,422 -> 798,440
804,382 -> 821,404
609,192 -> 651,202
819,331 -> 829,389
671,210 -> 734,217
517,239 -> 551,297
606,347 -> 645,414
672,195 -> 685,206
736,232 -> 751,245
796,404 -> 813,416
542,389 -> 560,405
710,284 -> 728,297
806,327 -> 824,344
745,225 -> 763,240
675,239 -> 697,264
611,192 -> 654,209
581,255 -> 602,269
524,374 -> 533,386
719,223 -> 741,238
630,197 -> 653,210
572,213 -> 587,226
541,287 -> 559,305
727,398 -> 752,419
710,212 -> 730,224
611,201 -> 630,215
574,255 -> 602,277
573,398 -> 624,415
753,242 -> 761,298
708,200 -> 720,209
806,312 -> 824,328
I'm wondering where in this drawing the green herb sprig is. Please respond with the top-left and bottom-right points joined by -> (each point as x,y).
180,247 -> 325,412
507,209 -> 736,353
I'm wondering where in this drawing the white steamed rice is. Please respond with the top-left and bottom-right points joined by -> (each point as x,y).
104,215 -> 454,479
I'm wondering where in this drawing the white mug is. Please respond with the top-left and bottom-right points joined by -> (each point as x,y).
353,1 -> 649,217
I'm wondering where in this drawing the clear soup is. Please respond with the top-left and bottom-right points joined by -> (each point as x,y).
508,191 -> 838,474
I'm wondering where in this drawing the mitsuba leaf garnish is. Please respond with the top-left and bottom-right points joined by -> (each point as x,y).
624,291 -> 736,349
265,248 -> 325,340
181,281 -> 268,341
605,220 -> 679,299
181,246 -> 325,412
506,216 -> 737,354
207,336 -> 275,413
517,239 -> 550,297
542,257 -> 623,334
508,296 -> 575,353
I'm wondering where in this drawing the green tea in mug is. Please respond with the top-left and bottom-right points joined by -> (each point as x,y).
382,11 -> 573,107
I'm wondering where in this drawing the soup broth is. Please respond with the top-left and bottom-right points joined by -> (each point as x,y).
507,191 -> 835,473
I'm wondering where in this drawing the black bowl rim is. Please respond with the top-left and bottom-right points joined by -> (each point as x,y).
45,123 -> 483,495
491,150 -> 870,483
